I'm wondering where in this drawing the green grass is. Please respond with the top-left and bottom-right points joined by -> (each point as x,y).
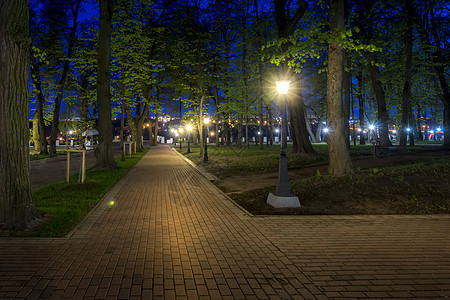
9,150 -> 147,237
231,156 -> 450,215
30,151 -> 67,161
179,142 -> 445,178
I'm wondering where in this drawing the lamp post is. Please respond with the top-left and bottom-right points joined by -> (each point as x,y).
203,117 -> 210,162
178,127 -> 183,149
369,124 -> 375,141
186,124 -> 192,153
267,81 -> 300,208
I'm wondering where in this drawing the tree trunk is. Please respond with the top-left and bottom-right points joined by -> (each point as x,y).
120,101 -> 125,161
214,87 -> 220,147
357,71 -> 366,145
344,64 -> 351,149
48,0 -> 81,156
95,0 -> 117,169
198,95 -> 204,158
80,75 -> 89,149
0,0 -> 38,229
399,0 -> 413,149
32,113 -> 41,153
326,0 -> 354,176
273,0 -> 313,154
152,109 -> 159,146
268,106 -> 273,145
29,54 -> 48,154
237,114 -> 243,148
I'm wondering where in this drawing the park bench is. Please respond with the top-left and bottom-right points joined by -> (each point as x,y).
371,140 -> 403,157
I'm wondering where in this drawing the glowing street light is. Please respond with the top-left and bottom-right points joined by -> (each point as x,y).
276,80 -> 290,95
203,117 -> 210,162
267,80 -> 300,208
186,124 -> 192,153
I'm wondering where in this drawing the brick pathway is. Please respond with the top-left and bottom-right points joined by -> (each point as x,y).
1,145 -> 449,299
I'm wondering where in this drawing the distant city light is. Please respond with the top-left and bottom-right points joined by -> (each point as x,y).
437,127 -> 441,131
369,125 -> 375,130
358,128 -> 362,132
406,128 -> 411,132
323,128 -> 329,133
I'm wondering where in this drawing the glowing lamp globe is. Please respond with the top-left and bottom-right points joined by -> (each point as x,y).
276,81 -> 290,95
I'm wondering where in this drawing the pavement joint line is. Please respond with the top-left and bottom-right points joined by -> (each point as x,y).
171,147 -> 218,182
171,147 -> 254,219
65,149 -> 149,239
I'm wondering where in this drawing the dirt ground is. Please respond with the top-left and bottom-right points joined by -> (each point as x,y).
214,149 -> 450,215
215,150 -> 450,194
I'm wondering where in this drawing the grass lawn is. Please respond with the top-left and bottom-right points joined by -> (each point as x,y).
30,151 -> 67,161
231,157 -> 450,215
177,142 -> 449,215
180,142 -> 445,179
6,149 -> 147,237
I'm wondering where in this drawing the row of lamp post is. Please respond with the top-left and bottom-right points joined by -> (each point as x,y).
165,80 -> 299,209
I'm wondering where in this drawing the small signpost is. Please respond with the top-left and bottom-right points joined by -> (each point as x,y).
66,149 -> 87,183
123,141 -> 136,158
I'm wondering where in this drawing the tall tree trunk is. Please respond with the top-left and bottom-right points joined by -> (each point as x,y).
344,63 -> 351,149
268,106 -> 273,145
245,115 -> 250,149
326,0 -> 354,175
80,75 -> 89,149
134,97 -> 149,152
120,100 -> 125,161
29,54 -> 48,154
95,0 -> 117,169
357,71 -> 366,145
274,0 -> 315,153
152,79 -> 161,146
428,6 -> 450,147
48,0 -> 81,156
214,87 -> 220,147
0,0 -> 38,229
237,114 -> 243,148
198,95 -> 204,158
399,0 -> 413,149
152,110 -> 158,146
368,54 -> 391,146
32,113 -> 41,153
273,0 -> 313,154
368,56 -> 392,146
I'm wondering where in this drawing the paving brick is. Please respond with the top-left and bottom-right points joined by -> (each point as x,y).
0,146 -> 449,299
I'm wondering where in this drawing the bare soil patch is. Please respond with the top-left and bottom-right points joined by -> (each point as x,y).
216,150 -> 450,215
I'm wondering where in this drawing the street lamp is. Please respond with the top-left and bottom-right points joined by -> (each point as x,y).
267,81 -> 300,208
203,117 -> 210,162
186,124 -> 192,153
178,128 -> 183,149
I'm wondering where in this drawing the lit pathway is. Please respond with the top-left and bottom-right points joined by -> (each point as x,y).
1,145 -> 449,299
